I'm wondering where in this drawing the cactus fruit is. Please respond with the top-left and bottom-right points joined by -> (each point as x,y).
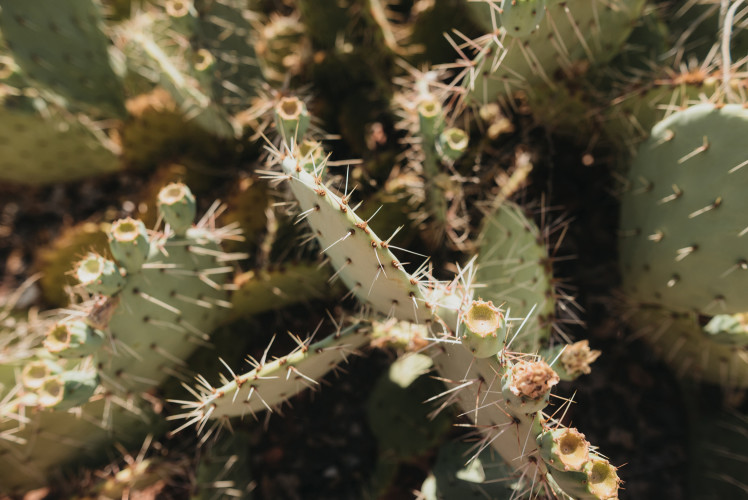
35,222 -> 111,307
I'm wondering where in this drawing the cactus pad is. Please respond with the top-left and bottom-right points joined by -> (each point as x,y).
620,103 -> 748,315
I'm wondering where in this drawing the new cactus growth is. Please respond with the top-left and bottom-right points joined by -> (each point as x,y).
459,299 -> 506,358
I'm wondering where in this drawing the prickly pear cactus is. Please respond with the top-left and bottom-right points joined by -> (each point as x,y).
0,183 -> 241,491
620,103 -> 748,314
117,2 -> 240,138
620,103 -> 748,386
173,143 -> 615,499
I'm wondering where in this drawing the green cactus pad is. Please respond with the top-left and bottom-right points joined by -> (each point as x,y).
0,184 -> 238,491
0,90 -> 120,185
119,6 -> 238,138
499,0 -> 548,38
366,353 -> 451,460
474,201 -> 555,352
419,440 -> 522,499
193,0 -> 263,115
465,0 -> 644,104
627,305 -> 748,387
230,263 -> 342,319
620,103 -> 748,315
0,0 -> 125,115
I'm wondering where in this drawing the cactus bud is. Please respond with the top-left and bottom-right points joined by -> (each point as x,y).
438,127 -> 469,161
109,218 -> 150,273
501,360 -> 559,414
274,96 -> 310,147
460,300 -> 506,358
417,95 -> 443,141
75,253 -> 125,295
546,340 -> 602,381
158,183 -> 196,236
194,48 -> 215,74
44,320 -> 104,358
538,427 -> 590,472
21,360 -> 59,390
38,370 -> 99,411
551,455 -> 620,500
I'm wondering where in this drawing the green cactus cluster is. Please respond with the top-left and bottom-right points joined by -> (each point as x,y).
2,0 -> 748,498
0,182 -> 241,490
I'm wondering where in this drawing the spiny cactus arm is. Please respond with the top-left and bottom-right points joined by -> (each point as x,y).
86,188 -> 242,394
168,322 -> 371,431
273,149 -> 448,325
432,329 -> 619,499
192,0 -> 263,116
392,67 -> 469,245
274,137 -> 615,496
473,200 -> 556,353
